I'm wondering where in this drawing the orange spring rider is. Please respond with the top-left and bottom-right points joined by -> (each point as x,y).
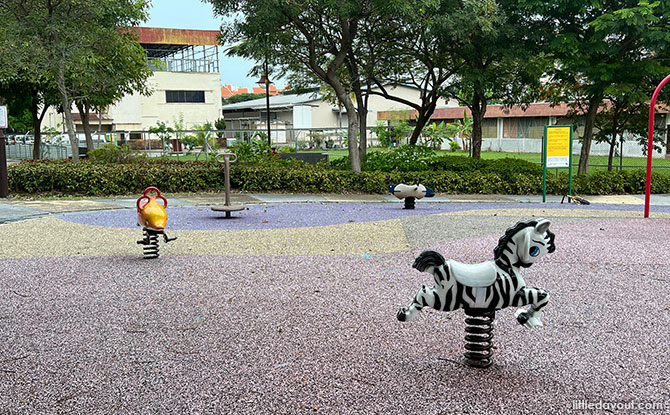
136,187 -> 176,258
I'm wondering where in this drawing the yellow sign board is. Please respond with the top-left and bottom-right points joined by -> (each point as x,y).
545,126 -> 571,168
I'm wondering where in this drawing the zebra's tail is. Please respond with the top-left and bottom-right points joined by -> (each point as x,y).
412,250 -> 446,272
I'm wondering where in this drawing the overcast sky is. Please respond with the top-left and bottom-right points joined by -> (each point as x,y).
145,0 -> 285,88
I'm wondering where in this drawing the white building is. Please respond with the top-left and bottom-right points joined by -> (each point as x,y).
43,27 -> 223,142
221,85 -> 456,147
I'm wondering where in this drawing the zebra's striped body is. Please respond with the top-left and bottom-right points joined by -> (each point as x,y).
397,218 -> 555,328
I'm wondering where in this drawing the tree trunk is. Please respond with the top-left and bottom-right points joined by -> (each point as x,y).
57,64 -> 79,162
408,101 -> 437,146
343,97 -> 361,172
607,136 -> 615,171
327,77 -> 360,171
97,106 -> 104,145
470,92 -> 487,160
76,101 -> 94,152
578,96 -> 601,175
356,91 -> 368,160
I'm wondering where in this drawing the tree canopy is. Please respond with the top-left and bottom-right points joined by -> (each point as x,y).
533,0 -> 670,173
0,0 -> 151,161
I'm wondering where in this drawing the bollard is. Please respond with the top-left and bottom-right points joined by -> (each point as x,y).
388,182 -> 434,209
136,187 -> 176,259
397,218 -> 555,367
211,152 -> 245,218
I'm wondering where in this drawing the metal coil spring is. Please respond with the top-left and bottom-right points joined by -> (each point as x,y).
403,197 -> 416,209
138,229 -> 160,259
463,309 -> 495,368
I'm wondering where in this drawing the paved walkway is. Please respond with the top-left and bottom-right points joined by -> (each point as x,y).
2,192 -> 670,223
1,193 -> 669,414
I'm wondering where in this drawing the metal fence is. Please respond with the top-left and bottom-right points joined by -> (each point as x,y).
5,141 -> 107,160
481,137 -> 670,169
6,128 -> 669,171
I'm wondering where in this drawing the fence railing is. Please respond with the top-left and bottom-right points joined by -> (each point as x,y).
6,129 -> 669,170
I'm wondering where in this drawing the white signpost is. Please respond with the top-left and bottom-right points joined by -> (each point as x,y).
0,105 -> 8,197
0,106 -> 7,129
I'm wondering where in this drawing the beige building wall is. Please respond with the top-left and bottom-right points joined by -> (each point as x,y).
42,71 -> 222,134
110,71 -> 222,130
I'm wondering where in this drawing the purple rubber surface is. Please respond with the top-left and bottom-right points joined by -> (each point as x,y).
59,202 -> 670,230
2,217 -> 669,414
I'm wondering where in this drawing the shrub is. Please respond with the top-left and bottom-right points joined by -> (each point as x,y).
481,158 -> 543,182
337,145 -> 436,172
230,138 -> 277,164
428,154 -> 484,172
7,157 -> 670,196
8,159 -> 224,195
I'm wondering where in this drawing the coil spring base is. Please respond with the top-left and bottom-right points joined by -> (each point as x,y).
403,197 -> 416,209
464,309 -> 495,368
137,228 -> 161,259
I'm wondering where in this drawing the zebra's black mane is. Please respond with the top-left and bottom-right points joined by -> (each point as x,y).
493,219 -> 538,260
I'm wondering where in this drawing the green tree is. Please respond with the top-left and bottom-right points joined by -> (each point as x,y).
222,93 -> 265,105
356,1 -> 463,146
215,117 -> 227,147
208,0 -> 377,171
440,0 -> 547,160
148,121 -> 175,153
533,0 -> 670,174
0,0 -> 149,162
73,27 -> 152,152
420,121 -> 450,150
446,112 -> 473,152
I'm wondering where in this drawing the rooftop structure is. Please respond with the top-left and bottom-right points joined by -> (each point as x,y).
135,27 -> 220,73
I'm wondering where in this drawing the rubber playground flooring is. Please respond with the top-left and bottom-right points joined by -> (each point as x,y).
1,201 -> 669,414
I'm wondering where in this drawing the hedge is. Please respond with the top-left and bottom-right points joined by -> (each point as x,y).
8,159 -> 225,195
8,158 -> 670,196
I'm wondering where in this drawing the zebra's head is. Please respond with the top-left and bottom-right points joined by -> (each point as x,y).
494,218 -> 555,269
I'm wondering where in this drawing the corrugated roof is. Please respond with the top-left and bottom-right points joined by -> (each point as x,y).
221,92 -> 321,111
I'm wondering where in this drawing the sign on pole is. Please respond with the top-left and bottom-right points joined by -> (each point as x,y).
0,106 -> 7,129
542,125 -> 573,202
0,105 -> 8,198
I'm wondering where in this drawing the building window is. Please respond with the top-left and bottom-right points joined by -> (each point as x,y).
165,90 -> 205,103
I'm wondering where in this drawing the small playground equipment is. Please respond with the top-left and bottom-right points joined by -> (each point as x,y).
211,152 -> 244,218
136,186 -> 176,259
561,192 -> 590,205
397,218 -> 555,368
388,182 -> 435,209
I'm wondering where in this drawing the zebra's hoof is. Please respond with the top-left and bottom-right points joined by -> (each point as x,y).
397,308 -> 407,322
515,309 -> 529,325
514,309 -> 543,329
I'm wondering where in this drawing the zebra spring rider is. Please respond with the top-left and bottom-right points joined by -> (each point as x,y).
397,218 -> 555,368
388,182 -> 435,209
136,186 -> 176,259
